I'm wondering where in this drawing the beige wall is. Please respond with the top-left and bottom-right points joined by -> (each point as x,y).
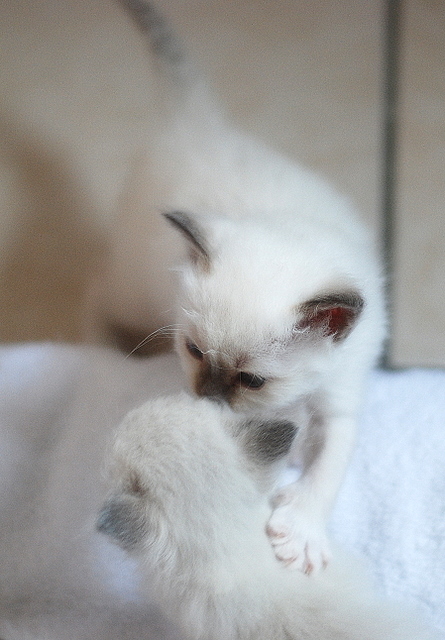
1,0 -> 443,366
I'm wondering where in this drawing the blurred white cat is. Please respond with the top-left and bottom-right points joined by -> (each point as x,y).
98,391 -> 434,640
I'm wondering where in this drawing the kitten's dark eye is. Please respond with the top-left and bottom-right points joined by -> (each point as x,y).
238,372 -> 266,390
186,340 -> 204,360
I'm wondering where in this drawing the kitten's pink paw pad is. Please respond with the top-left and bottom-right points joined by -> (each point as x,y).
266,505 -> 331,575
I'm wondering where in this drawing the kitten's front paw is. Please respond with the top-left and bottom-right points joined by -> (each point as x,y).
266,502 -> 331,575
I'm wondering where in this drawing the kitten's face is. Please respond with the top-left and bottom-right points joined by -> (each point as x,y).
176,310 -> 313,411
166,211 -> 364,411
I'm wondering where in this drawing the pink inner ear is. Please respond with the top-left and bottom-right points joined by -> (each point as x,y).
305,306 -> 354,340
325,306 -> 350,336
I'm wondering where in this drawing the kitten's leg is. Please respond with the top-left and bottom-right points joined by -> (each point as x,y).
266,407 -> 356,575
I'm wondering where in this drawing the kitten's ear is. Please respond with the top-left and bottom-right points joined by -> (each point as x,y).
238,418 -> 297,465
97,470 -> 148,550
296,290 -> 364,342
163,211 -> 211,271
97,493 -> 147,551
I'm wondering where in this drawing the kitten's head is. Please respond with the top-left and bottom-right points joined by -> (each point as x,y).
97,392 -> 296,560
97,393 -> 296,633
164,211 -> 365,411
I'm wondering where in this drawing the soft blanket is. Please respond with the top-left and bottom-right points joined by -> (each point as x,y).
0,342 -> 443,638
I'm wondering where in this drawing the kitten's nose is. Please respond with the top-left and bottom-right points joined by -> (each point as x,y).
194,361 -> 234,405
195,378 -> 231,404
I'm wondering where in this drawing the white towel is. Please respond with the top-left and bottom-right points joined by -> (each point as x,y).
331,368 -> 445,633
0,343 -> 444,637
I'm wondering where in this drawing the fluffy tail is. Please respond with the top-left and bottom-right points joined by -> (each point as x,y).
118,0 -> 226,141
118,0 -> 181,63
118,0 -> 193,84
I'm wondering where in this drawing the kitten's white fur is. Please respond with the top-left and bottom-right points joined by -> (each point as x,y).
88,2 -> 387,574
99,392 -> 434,640
2,0 -> 386,572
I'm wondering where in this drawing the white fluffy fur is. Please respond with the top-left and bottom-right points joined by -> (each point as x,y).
100,392 -> 435,640
86,2 -> 387,575
169,203 -> 385,572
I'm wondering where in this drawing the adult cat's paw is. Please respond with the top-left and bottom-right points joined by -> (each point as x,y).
266,501 -> 331,575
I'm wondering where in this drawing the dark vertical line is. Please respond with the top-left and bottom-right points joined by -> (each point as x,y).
380,0 -> 401,369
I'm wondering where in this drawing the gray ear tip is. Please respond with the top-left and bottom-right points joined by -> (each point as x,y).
162,210 -> 180,228
162,210 -> 211,269
96,496 -> 145,551
162,210 -> 192,226
270,420 -> 298,457
277,419 -> 298,440
241,418 -> 298,464
162,210 -> 179,221
96,505 -> 112,536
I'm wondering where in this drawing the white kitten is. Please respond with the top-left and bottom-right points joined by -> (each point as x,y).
163,199 -> 385,574
98,392 -> 434,640
92,1 -> 387,573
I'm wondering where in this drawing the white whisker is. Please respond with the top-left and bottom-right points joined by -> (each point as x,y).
124,324 -> 183,358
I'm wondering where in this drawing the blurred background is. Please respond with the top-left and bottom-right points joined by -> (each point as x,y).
0,0 -> 444,367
